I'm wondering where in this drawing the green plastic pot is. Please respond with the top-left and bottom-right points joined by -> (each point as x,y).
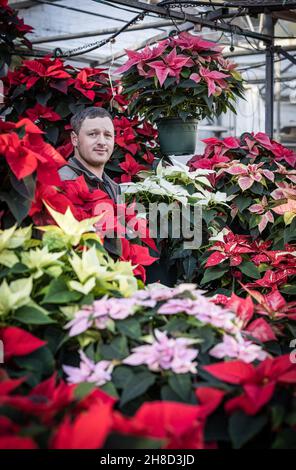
156,117 -> 199,156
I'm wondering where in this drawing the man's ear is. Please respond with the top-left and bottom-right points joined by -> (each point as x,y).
71,131 -> 78,147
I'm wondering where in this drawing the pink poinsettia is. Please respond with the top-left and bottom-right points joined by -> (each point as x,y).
114,41 -> 168,75
63,350 -> 114,386
171,31 -> 223,53
148,48 -> 192,86
122,329 -> 198,374
220,161 -> 274,191
191,66 -> 229,97
248,196 -> 274,233
209,333 -> 269,363
271,181 -> 296,200
272,199 -> 296,225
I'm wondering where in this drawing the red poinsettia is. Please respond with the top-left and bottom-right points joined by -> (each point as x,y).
120,238 -> 158,282
241,286 -> 296,321
25,103 -> 61,122
119,153 -> 148,183
51,401 -> 113,449
113,389 -> 224,449
0,327 -> 46,361
0,436 -> 37,449
204,355 -> 296,415
205,232 -> 254,267
224,293 -> 276,342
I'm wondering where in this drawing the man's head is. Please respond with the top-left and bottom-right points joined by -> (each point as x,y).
70,107 -> 114,170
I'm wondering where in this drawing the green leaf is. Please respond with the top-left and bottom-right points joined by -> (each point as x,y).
100,382 -> 119,399
14,305 -> 55,325
14,346 -> 55,382
74,382 -> 96,401
279,285 -> 296,296
182,256 -> 197,281
272,429 -> 296,449
234,195 -> 253,212
229,411 -> 267,449
168,374 -> 192,402
120,371 -> 156,407
101,336 -> 129,360
116,318 -> 142,340
112,366 -> 135,390
42,278 -> 81,304
200,267 -> 228,285
239,261 -> 261,280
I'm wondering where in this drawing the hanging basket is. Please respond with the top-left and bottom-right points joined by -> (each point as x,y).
156,117 -> 199,156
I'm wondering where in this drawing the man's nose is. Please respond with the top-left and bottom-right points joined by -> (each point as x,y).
96,133 -> 106,145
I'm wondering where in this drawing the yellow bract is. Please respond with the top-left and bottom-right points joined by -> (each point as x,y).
38,203 -> 103,246
21,246 -> 65,279
0,277 -> 33,317
0,225 -> 32,252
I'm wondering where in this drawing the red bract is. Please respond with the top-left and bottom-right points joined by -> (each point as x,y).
225,293 -> 276,342
25,103 -> 61,122
204,355 -> 296,415
120,238 -> 158,282
0,327 -> 46,361
0,436 -> 37,449
0,119 -> 66,184
51,402 -> 113,449
4,374 -> 76,425
113,391 -> 224,449
241,286 -> 296,321
205,232 -> 254,267
119,153 -> 148,183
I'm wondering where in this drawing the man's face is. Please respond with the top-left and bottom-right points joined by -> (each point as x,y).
71,116 -> 115,167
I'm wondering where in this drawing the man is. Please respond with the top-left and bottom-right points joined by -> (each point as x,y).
58,107 -> 120,201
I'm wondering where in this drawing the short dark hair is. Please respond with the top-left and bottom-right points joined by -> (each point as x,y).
70,107 -> 113,134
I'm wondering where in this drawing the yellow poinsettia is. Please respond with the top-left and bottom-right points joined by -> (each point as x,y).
272,199 -> 296,225
38,203 -> 103,247
0,277 -> 33,317
21,246 -> 65,279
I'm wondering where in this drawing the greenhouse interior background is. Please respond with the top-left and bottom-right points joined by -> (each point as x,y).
9,0 -> 296,153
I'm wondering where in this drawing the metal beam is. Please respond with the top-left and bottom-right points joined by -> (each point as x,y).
96,21 -> 193,66
8,0 -> 59,8
30,20 -> 178,44
104,0 -> 273,42
263,14 -> 275,138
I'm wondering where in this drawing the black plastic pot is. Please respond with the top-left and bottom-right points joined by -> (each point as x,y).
156,117 -> 199,156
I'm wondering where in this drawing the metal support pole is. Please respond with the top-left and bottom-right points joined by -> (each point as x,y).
263,15 -> 275,138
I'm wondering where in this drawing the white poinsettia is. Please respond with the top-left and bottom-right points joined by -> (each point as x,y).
21,246 -> 65,279
121,161 -> 227,208
0,225 -> 32,267
0,277 -> 33,317
69,246 -> 108,284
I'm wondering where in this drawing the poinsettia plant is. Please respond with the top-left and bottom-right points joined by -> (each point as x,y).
1,283 -> 295,449
2,55 -> 159,179
188,132 -> 296,245
115,31 -> 245,122
0,0 -> 32,73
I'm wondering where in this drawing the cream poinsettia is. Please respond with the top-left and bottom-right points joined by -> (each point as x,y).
38,203 -> 104,247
